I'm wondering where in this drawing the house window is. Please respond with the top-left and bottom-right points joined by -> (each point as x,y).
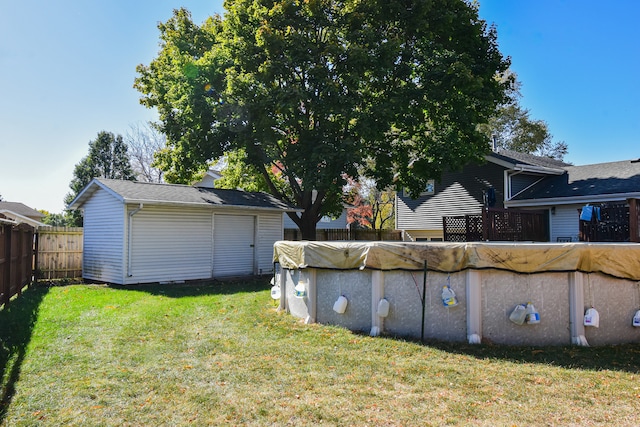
320,216 -> 332,223
403,180 -> 435,197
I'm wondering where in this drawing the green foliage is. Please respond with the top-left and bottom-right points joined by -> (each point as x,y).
64,131 -> 135,226
480,70 -> 568,160
38,210 -> 75,227
136,1 -> 510,237
211,149 -> 270,192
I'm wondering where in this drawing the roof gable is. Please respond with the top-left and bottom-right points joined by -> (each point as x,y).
70,178 -> 299,212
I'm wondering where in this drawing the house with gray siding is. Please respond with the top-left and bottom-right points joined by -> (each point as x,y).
69,178 -> 299,285
397,149 -> 640,242
396,149 -> 569,241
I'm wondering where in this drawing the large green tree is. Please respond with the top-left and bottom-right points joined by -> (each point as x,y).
64,131 -> 135,226
135,1 -> 510,239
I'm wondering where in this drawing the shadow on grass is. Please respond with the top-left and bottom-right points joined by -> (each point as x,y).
81,277 -> 640,374
389,336 -> 640,374
0,284 -> 49,423
107,276 -> 273,298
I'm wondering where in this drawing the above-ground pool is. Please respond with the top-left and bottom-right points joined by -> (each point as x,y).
273,241 -> 640,347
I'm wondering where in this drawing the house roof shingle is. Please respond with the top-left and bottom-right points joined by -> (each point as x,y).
489,149 -> 572,170
0,202 -> 45,218
511,159 -> 640,201
70,178 -> 299,212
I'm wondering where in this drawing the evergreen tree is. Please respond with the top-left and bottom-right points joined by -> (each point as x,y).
64,131 -> 135,226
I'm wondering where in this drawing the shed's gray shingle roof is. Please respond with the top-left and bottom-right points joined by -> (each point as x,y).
75,178 -> 298,211
0,202 -> 45,218
511,159 -> 640,200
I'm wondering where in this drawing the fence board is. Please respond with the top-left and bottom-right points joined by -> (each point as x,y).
443,208 -> 548,242
579,203 -> 630,242
36,227 -> 83,279
0,222 -> 34,306
284,228 -> 402,241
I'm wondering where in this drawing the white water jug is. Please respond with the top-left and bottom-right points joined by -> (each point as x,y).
333,295 -> 348,314
584,307 -> 599,328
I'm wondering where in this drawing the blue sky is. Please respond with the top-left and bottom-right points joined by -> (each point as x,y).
1,1 -> 638,213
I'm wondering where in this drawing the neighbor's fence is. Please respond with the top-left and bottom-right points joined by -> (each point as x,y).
284,228 -> 402,241
0,221 -> 35,306
36,227 -> 83,279
631,199 -> 640,243
578,199 -> 638,242
443,208 -> 548,242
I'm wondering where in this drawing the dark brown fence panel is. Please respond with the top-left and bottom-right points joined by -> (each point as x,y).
284,229 -> 402,241
485,208 -> 548,242
36,227 -> 83,279
443,215 -> 482,242
444,208 -> 548,242
630,199 -> 640,243
0,222 -> 35,306
579,203 -> 630,242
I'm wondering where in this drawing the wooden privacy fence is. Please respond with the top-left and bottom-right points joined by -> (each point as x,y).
632,199 -> 640,243
36,227 -> 83,279
0,220 -> 34,306
579,200 -> 640,242
284,228 -> 402,241
443,208 -> 549,242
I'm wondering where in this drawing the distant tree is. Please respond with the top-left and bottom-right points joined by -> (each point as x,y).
480,71 -> 568,160
39,210 -> 73,227
0,194 -> 3,202
346,178 -> 395,230
64,131 -> 135,226
136,4 -> 510,239
125,122 -> 166,183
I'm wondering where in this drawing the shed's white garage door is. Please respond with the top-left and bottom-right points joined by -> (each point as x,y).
213,214 -> 255,277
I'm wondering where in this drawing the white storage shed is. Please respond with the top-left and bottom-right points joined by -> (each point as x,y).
69,178 -> 298,285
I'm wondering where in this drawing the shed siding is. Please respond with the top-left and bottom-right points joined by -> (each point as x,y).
397,161 -> 506,231
258,212 -> 283,274
551,204 -> 581,242
127,206 -> 213,284
82,188 -> 125,283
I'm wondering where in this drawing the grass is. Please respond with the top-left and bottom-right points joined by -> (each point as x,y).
1,279 -> 640,426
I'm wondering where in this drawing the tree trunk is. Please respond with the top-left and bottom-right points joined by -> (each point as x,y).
299,215 -> 317,240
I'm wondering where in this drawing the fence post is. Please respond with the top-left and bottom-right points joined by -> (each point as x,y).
2,224 -> 11,306
482,209 -> 489,241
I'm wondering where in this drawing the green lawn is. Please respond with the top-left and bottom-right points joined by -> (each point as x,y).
1,279 -> 640,426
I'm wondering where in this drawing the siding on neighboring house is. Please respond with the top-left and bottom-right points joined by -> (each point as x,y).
283,209 -> 349,230
82,187 -> 126,284
550,204 -> 581,242
397,161 -> 506,234
258,212 -> 283,274
127,205 -> 214,284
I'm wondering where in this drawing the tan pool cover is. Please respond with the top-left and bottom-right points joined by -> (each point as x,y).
273,241 -> 640,281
